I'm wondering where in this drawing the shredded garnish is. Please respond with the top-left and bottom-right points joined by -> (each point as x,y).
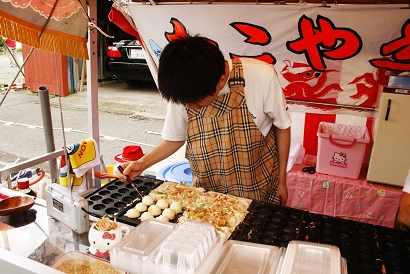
149,182 -> 205,208
54,259 -> 121,274
177,192 -> 250,240
93,216 -> 118,231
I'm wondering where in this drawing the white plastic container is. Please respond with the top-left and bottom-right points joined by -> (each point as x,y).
278,240 -> 341,274
36,180 -> 47,199
110,219 -> 223,274
110,219 -> 178,274
210,240 -> 283,274
154,221 -> 223,274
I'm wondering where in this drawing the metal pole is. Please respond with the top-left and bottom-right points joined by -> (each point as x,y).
38,86 -> 58,183
87,0 -> 101,190
286,99 -> 375,112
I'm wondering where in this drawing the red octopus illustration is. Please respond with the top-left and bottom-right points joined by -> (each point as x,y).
281,60 -> 343,106
349,66 -> 401,108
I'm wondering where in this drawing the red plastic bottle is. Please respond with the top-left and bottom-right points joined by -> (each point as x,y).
17,178 -> 37,197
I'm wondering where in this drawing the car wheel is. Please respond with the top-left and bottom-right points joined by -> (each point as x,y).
126,80 -> 144,86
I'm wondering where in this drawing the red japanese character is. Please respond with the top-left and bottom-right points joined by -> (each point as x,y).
165,18 -> 188,42
165,18 -> 218,47
229,22 -> 276,64
230,22 -> 271,45
370,19 -> 410,71
287,15 -> 362,71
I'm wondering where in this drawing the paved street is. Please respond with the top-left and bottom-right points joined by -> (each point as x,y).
0,51 -> 169,185
0,48 -> 25,86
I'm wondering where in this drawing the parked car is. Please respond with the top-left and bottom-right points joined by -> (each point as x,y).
106,39 -> 154,86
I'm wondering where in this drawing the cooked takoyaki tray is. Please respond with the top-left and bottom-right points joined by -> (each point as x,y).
84,176 -> 163,226
229,201 -> 308,247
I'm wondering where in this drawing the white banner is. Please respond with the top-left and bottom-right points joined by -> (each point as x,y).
127,3 -> 410,113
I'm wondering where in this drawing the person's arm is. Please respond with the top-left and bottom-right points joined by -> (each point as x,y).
397,192 -> 410,228
274,126 -> 291,206
395,169 -> 410,229
116,139 -> 185,182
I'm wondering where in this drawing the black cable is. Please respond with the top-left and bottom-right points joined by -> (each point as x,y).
81,207 -> 100,219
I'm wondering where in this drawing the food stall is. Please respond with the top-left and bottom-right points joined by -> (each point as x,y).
0,174 -> 409,273
1,0 -> 410,273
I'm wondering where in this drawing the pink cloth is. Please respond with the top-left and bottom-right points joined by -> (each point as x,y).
286,165 -> 402,228
5,39 -> 16,48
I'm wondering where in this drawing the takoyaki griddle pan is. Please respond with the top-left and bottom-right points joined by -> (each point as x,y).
375,225 -> 410,274
303,214 -> 381,274
229,201 -> 308,247
84,176 -> 163,226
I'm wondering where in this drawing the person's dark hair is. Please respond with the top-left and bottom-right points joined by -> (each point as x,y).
158,34 -> 226,104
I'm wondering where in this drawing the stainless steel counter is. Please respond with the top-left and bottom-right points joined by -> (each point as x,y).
0,192 -> 91,273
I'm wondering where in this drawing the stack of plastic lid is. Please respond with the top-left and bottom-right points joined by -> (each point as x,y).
277,240 -> 344,274
210,240 -> 285,274
110,219 -> 223,274
155,221 -> 222,273
110,219 -> 177,273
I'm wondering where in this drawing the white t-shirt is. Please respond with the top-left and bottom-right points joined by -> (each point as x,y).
162,58 -> 292,141
402,168 -> 410,193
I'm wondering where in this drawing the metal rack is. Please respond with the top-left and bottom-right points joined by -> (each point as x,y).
0,149 -> 64,189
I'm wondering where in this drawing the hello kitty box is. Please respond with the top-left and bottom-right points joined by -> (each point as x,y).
316,122 -> 370,179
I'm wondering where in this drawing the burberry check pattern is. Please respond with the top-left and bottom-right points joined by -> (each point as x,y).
186,59 -> 280,204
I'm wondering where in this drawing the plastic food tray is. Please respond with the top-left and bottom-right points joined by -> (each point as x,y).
110,219 -> 224,274
278,240 -> 341,274
51,250 -> 124,273
210,240 -> 283,274
229,201 -> 308,247
84,176 -> 163,226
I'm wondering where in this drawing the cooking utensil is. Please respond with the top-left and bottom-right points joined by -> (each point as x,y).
0,196 -> 35,216
117,165 -> 144,199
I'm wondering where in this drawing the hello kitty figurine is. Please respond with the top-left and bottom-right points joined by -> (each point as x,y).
88,220 -> 129,257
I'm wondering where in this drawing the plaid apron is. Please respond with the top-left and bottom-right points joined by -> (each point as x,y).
186,59 -> 280,203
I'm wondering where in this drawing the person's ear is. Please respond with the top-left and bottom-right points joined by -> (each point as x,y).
216,74 -> 226,92
219,73 -> 226,84
216,61 -> 229,92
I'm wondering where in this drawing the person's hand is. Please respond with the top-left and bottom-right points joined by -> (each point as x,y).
277,180 -> 288,206
115,161 -> 145,183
